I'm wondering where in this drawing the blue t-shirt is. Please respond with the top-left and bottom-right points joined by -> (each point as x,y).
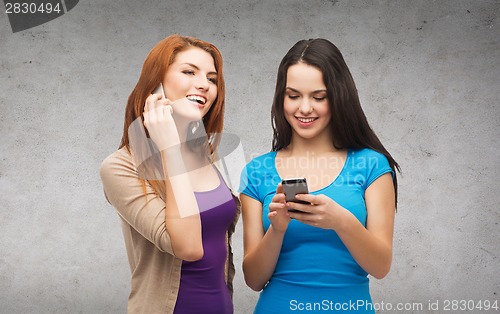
239,148 -> 393,313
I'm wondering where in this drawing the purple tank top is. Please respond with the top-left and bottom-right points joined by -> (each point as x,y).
173,171 -> 237,314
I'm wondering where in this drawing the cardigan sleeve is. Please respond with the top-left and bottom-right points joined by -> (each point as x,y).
99,148 -> 174,255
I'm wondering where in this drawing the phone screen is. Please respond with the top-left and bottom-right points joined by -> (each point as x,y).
282,178 -> 310,212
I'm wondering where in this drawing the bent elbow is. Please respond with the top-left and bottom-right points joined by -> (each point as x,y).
244,277 -> 264,292
249,285 -> 263,292
371,248 -> 393,279
372,271 -> 388,280
176,246 -> 204,262
242,268 -> 265,291
371,263 -> 391,280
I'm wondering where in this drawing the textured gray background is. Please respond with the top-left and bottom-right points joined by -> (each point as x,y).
1,1 -> 499,313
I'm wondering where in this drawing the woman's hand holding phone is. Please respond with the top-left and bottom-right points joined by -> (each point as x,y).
268,183 -> 291,233
287,193 -> 348,231
282,178 -> 309,212
143,85 -> 180,151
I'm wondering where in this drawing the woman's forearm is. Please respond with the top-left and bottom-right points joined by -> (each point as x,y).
336,212 -> 393,279
162,149 -> 203,261
243,225 -> 285,291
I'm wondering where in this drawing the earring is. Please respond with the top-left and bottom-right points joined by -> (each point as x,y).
190,120 -> 201,134
186,120 -> 206,151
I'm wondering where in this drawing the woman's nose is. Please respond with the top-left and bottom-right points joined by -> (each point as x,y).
299,99 -> 313,115
195,76 -> 210,91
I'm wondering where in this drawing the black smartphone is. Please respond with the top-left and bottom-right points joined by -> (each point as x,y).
282,178 -> 310,212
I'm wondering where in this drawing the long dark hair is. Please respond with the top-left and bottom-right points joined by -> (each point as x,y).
271,38 -> 401,206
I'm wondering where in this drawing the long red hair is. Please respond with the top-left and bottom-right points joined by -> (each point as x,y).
119,34 -> 225,199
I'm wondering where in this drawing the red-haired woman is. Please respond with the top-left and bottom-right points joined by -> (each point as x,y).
100,35 -> 239,314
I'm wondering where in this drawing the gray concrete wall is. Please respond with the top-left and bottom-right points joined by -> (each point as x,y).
1,0 -> 498,313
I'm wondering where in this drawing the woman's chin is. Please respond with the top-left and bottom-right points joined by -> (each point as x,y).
171,98 -> 204,121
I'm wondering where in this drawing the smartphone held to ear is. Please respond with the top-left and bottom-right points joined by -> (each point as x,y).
153,83 -> 166,99
282,178 -> 310,212
153,83 -> 174,114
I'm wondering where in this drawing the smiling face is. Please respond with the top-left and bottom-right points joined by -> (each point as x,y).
162,47 -> 218,119
284,62 -> 331,141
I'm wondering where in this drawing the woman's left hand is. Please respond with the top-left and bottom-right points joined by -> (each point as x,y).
287,194 -> 347,231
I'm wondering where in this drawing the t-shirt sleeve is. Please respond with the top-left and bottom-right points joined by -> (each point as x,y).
364,151 -> 394,189
99,150 -> 174,255
239,159 -> 261,202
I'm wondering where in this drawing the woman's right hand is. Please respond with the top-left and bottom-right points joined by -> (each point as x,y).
143,93 -> 179,151
268,183 -> 291,233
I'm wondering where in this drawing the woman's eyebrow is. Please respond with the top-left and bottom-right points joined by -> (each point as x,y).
286,87 -> 327,93
181,62 -> 199,69
312,89 -> 327,94
181,63 -> 217,75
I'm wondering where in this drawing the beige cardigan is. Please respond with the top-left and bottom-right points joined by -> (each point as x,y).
100,147 -> 240,314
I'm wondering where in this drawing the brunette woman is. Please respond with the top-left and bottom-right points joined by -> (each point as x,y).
240,38 -> 399,313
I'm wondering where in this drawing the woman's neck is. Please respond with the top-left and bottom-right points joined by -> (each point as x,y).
180,142 -> 210,165
175,119 -> 210,165
284,132 -> 338,157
